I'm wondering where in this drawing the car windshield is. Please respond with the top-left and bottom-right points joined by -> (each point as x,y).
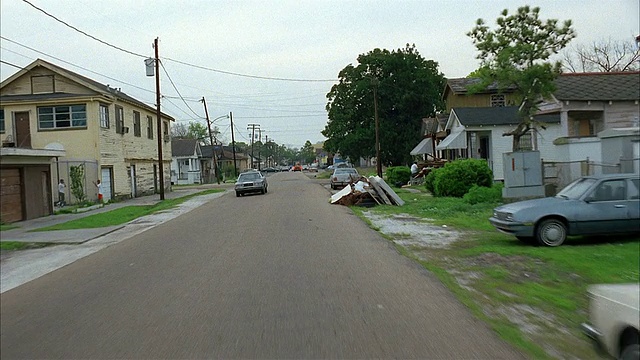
556,178 -> 596,199
335,169 -> 358,175
238,173 -> 261,181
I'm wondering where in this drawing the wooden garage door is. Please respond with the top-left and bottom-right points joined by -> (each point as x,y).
1,168 -> 23,223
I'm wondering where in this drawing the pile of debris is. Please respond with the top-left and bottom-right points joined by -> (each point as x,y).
330,176 -> 405,207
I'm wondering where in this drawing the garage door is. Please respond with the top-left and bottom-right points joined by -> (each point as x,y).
101,168 -> 112,202
1,168 -> 23,223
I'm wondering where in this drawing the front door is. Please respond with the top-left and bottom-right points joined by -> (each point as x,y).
101,167 -> 113,202
14,112 -> 31,148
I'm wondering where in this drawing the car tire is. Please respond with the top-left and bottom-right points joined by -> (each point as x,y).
236,191 -> 240,197
516,236 -> 535,244
536,219 -> 567,247
261,188 -> 265,194
620,343 -> 640,360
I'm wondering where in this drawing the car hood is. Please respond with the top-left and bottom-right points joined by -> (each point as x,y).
588,284 -> 640,309
495,197 -> 572,212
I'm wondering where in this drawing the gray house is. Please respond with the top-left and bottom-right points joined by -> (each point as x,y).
171,139 -> 202,185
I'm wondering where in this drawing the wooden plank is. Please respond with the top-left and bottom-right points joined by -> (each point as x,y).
369,176 -> 405,206
368,176 -> 393,205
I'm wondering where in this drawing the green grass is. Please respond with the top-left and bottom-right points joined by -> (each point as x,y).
32,189 -> 223,231
0,241 -> 51,251
357,190 -> 640,359
0,224 -> 19,231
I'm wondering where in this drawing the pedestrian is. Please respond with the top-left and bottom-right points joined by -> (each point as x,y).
411,161 -> 419,176
93,179 -> 103,203
57,179 -> 66,207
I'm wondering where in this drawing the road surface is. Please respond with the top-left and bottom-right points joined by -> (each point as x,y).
0,171 -> 524,359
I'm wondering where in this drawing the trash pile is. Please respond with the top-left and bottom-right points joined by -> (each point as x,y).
330,176 -> 405,207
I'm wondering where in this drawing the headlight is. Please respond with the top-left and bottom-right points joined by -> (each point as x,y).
504,212 -> 514,221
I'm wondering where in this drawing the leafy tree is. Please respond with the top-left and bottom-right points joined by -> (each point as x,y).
188,122 -> 209,143
467,6 -> 575,150
323,44 -> 446,166
69,164 -> 86,203
300,141 -> 316,164
561,37 -> 640,72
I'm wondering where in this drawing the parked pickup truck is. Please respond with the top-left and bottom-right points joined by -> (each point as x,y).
582,284 -> 639,360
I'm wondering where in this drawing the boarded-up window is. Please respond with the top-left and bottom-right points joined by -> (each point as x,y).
133,111 -> 141,137
147,115 -> 153,139
31,75 -> 54,94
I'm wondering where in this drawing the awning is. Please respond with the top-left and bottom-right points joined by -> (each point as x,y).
436,130 -> 467,150
410,138 -> 433,155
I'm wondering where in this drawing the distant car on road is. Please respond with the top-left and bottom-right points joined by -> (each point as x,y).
582,283 -> 639,360
262,167 -> 278,173
330,168 -> 360,190
291,164 -> 303,172
235,171 -> 268,197
489,173 -> 640,246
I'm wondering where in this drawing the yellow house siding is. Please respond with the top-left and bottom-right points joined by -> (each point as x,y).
1,68 -> 93,96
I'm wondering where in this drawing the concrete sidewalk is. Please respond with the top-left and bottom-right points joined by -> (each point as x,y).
0,184 -> 232,293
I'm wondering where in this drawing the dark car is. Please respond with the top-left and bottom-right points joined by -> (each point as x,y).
235,171 -> 268,197
262,167 -> 278,173
489,173 -> 640,246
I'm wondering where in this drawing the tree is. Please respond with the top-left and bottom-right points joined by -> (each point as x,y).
323,44 -> 446,166
300,141 -> 316,164
561,37 -> 640,72
467,6 -> 576,150
188,122 -> 209,143
171,122 -> 189,138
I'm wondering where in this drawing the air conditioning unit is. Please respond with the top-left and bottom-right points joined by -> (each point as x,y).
123,127 -> 130,134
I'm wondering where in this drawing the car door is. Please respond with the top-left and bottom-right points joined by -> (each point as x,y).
625,178 -> 640,233
575,179 -> 630,235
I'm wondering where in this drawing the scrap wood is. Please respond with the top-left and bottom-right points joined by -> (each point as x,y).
367,176 -> 393,205
368,176 -> 405,206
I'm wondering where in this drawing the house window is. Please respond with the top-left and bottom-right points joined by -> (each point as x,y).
573,119 -> 597,136
100,104 -> 110,128
115,105 -> 124,134
147,115 -> 154,139
0,109 -> 4,133
163,121 -> 169,140
133,111 -> 141,137
38,105 -> 87,129
490,94 -> 506,107
31,75 -> 54,94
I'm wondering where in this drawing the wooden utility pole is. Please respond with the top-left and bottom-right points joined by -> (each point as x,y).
373,78 -> 382,177
201,97 -> 220,184
230,112 -> 238,176
247,123 -> 260,169
154,38 -> 165,200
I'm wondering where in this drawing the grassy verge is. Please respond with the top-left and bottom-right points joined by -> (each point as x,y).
355,187 -> 639,359
0,241 -> 52,251
0,224 -> 20,231
32,189 -> 223,232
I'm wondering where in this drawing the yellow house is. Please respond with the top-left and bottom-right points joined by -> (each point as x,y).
0,59 -> 174,222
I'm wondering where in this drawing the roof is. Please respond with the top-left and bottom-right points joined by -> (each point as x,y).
452,106 -> 560,127
201,145 -> 248,160
444,77 -> 518,98
0,58 -> 175,121
554,72 -> 640,101
171,139 -> 199,157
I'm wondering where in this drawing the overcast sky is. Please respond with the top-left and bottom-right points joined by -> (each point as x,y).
1,0 -> 638,148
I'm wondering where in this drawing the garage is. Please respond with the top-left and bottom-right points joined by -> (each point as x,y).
0,168 -> 23,223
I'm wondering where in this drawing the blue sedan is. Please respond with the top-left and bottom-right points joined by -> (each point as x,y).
489,173 -> 640,246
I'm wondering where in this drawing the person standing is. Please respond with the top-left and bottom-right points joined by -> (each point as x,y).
93,179 -> 103,203
57,179 -> 66,207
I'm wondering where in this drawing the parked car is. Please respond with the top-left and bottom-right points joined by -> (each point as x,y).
262,167 -> 278,173
489,173 -> 640,246
582,283 -> 639,360
330,168 -> 360,190
291,164 -> 303,172
235,171 -> 268,197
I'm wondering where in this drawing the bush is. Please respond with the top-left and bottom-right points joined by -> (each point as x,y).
430,159 -> 493,197
425,170 -> 437,194
385,166 -> 411,187
463,183 -> 503,204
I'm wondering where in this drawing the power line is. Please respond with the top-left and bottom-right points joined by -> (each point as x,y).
159,60 -> 201,118
20,0 -> 147,58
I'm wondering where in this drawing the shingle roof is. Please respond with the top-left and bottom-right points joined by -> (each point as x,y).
171,139 -> 198,157
201,145 -> 247,160
445,78 -> 518,95
453,106 -> 560,127
554,72 -> 640,101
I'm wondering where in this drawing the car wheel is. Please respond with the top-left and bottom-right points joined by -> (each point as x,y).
620,344 -> 640,360
265,186 -> 268,193
536,219 -> 567,247
516,236 -> 535,244
236,191 -> 240,197
261,188 -> 265,194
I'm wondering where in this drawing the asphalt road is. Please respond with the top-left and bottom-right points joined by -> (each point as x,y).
0,171 -> 524,359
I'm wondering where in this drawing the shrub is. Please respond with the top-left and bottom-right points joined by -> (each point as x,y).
463,183 -> 504,204
425,169 -> 437,194
69,164 -> 86,203
386,166 -> 411,187
432,158 -> 493,197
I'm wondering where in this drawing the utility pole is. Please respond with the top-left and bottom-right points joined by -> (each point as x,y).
230,112 -> 238,176
257,128 -> 263,171
154,38 -> 165,200
372,78 -> 382,177
201,97 -> 220,184
247,123 -> 260,169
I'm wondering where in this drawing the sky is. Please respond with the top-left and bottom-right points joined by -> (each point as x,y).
1,0 -> 638,148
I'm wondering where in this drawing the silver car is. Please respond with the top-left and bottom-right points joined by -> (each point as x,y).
489,173 -> 640,246
235,171 -> 268,197
330,168 -> 359,190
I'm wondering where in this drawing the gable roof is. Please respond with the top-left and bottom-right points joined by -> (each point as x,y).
452,106 -> 560,127
171,139 -> 200,157
554,72 -> 640,101
443,78 -> 518,99
201,145 -> 248,160
0,58 -> 174,121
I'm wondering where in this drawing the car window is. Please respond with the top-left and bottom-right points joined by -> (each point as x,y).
335,169 -> 358,175
590,179 -> 626,202
239,173 -> 261,181
628,178 -> 639,200
557,178 -> 596,199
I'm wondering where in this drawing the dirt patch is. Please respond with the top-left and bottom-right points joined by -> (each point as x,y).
363,212 -> 461,248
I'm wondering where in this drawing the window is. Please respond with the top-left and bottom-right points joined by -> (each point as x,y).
515,131 -> 533,151
163,121 -> 169,141
31,75 -> 54,94
115,105 -> 124,134
133,111 -> 141,137
490,94 -> 506,107
0,109 -> 4,133
147,115 -> 154,139
38,105 -> 87,129
100,104 -> 110,128
591,180 -> 626,202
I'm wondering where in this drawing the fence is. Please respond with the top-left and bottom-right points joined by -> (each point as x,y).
53,159 -> 99,205
542,156 -> 639,194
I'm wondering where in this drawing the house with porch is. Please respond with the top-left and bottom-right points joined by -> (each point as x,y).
0,58 -> 174,222
171,139 -> 202,185
200,144 -> 249,182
